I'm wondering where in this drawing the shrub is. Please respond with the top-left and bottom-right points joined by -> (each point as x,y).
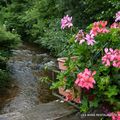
0,24 -> 20,92
35,18 -> 74,57
0,25 -> 21,49
1,0 -> 120,57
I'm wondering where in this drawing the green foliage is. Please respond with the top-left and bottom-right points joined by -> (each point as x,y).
80,97 -> 89,112
104,86 -> 119,98
0,63 -> 17,91
52,18 -> 120,114
0,22 -> 21,92
59,0 -> 120,27
95,28 -> 120,49
0,0 -> 120,116
0,55 -> 7,70
51,71 -> 65,89
97,76 -> 110,91
0,25 -> 21,49
35,18 -> 73,57
1,0 -> 120,58
0,69 -> 10,91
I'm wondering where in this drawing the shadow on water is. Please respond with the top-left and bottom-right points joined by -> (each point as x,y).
0,79 -> 19,113
34,69 -> 57,103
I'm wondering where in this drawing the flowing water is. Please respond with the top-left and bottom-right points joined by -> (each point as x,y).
0,43 -> 57,114
0,43 -> 98,120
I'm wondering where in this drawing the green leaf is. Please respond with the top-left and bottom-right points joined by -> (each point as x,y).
98,76 -> 110,90
80,97 -> 89,113
104,86 -> 119,98
89,99 -> 99,108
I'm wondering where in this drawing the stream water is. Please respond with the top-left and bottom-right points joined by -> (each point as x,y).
0,43 -> 57,114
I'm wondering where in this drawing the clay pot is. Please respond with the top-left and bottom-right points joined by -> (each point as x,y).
58,87 -> 73,97
58,86 -> 81,103
57,56 -> 77,71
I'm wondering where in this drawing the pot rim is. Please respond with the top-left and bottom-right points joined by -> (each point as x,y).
57,56 -> 77,62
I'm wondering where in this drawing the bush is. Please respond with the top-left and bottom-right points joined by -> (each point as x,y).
1,0 -> 120,57
35,18 -> 74,57
0,25 -> 20,92
0,25 -> 21,49
59,0 -> 120,28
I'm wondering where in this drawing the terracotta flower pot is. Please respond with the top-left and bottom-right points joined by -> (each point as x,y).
57,56 -> 77,71
58,86 -> 81,104
58,87 -> 73,97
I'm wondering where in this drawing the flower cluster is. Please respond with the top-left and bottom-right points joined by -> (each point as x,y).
64,89 -> 81,103
110,22 -> 120,28
75,30 -> 96,46
61,15 -> 73,29
75,30 -> 85,44
102,48 -> 120,68
58,11 -> 120,114
85,34 -> 96,46
75,21 -> 109,46
115,11 -> 120,22
90,21 -> 109,36
75,68 -> 96,90
64,91 -> 73,101
111,111 -> 120,120
110,11 -> 120,29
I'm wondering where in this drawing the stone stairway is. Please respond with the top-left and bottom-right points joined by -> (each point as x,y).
0,101 -> 79,120
0,101 -> 102,120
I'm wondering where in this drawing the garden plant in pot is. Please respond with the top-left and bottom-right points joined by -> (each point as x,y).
51,11 -> 120,120
57,15 -> 78,71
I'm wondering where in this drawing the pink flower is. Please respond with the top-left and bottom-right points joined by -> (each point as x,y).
110,23 -> 120,28
64,92 -> 73,101
112,49 -> 120,68
85,34 -> 96,46
75,68 -> 96,90
61,15 -> 73,29
75,30 -> 85,44
102,48 -> 120,68
115,11 -> 120,22
74,97 -> 81,103
111,111 -> 120,120
99,21 -> 108,27
90,27 -> 98,36
90,21 -> 109,36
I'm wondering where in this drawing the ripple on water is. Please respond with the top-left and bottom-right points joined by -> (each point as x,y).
0,44 -> 57,114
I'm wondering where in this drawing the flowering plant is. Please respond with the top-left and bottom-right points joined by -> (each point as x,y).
52,12 -> 120,119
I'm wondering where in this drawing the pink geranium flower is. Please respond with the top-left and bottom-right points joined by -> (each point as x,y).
75,30 -> 85,44
115,11 -> 120,22
110,22 -> 120,28
111,111 -> 120,120
74,97 -> 81,103
85,34 -> 96,46
90,21 -> 109,36
112,49 -> 120,68
75,68 -> 96,90
102,48 -> 120,68
61,15 -> 73,29
64,92 -> 73,101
